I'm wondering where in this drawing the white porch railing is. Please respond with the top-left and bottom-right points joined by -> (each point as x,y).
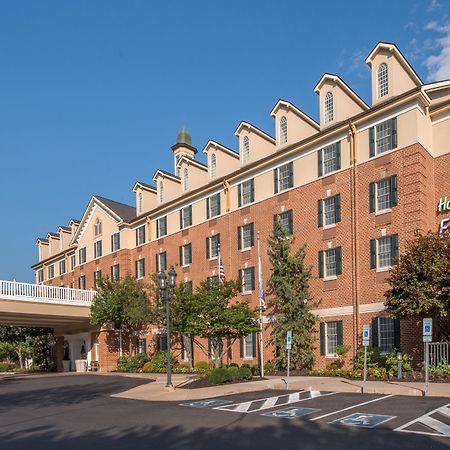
429,342 -> 450,367
0,279 -> 96,306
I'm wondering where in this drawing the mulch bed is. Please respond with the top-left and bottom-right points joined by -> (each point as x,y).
177,376 -> 267,390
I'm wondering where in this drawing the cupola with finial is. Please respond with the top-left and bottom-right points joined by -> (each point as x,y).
171,127 -> 197,176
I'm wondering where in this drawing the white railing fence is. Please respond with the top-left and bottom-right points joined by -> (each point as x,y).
429,342 -> 450,367
0,279 -> 95,305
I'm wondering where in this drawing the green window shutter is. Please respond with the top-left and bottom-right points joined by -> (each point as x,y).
318,149 -> 323,177
142,259 -> 145,276
250,223 -> 254,247
288,162 -> 294,188
179,246 -> 183,266
135,260 -> 138,277
391,234 -> 399,265
370,239 -> 377,269
250,267 -> 256,291
155,254 -> 159,273
206,198 -> 210,220
188,205 -> 192,226
237,226 -> 242,250
369,127 -> 375,157
188,244 -> 192,263
391,117 -> 397,149
179,210 -> 183,229
337,320 -> 343,346
335,194 -> 341,223
319,322 -> 325,356
371,318 -> 379,348
288,209 -> 293,234
238,270 -> 242,291
318,251 -> 324,278
135,229 -> 138,246
208,339 -> 212,358
317,199 -> 323,227
273,168 -> 279,194
250,179 -> 255,203
206,238 -> 210,259
217,233 -> 220,245
239,337 -> 244,358
110,235 -> 113,251
336,247 -> 342,275
273,214 -> 278,233
369,182 -> 376,213
217,193 -> 221,215
394,318 -> 401,350
252,332 -> 257,358
238,183 -> 242,208
336,141 -> 341,170
390,175 -> 398,207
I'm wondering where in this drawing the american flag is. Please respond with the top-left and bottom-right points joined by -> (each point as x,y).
218,244 -> 226,282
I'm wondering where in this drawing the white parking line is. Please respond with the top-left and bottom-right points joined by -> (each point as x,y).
309,394 -> 395,422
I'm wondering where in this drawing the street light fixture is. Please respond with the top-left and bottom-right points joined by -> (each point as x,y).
158,266 -> 177,388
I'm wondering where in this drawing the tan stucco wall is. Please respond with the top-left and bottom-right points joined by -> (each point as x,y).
207,149 -> 240,179
177,160 -> 208,193
237,127 -> 276,165
273,108 -> 317,147
135,187 -> 157,215
432,114 -> 450,157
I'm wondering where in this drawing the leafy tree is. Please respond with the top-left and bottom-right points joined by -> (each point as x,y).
267,220 -> 317,370
385,232 -> 450,338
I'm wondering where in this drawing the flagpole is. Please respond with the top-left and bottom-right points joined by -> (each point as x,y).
257,232 -> 265,378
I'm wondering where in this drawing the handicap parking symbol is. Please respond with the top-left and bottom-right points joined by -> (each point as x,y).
332,413 -> 395,429
262,407 -> 320,419
179,399 -> 233,408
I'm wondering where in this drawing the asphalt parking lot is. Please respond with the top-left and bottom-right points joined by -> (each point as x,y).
0,374 -> 448,450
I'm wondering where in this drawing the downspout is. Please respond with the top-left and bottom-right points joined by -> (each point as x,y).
348,121 -> 359,356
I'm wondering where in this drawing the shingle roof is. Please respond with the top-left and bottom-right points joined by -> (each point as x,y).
58,226 -> 71,232
94,195 -> 136,222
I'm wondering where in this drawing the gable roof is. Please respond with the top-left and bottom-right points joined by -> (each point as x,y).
270,100 -> 320,130
176,155 -> 208,170
202,140 -> 240,158
152,169 -> 181,183
234,121 -> 277,143
94,195 -> 136,222
132,181 -> 157,193
57,226 -> 71,233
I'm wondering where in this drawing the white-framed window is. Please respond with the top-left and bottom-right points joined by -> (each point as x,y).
274,162 -> 293,193
136,259 -> 145,279
206,193 -> 221,219
79,247 -> 86,265
59,260 -> 66,275
111,232 -> 120,252
324,197 -> 336,227
111,264 -> 120,281
324,91 -> 334,123
325,321 -> 338,356
136,225 -> 146,246
183,168 -> 189,191
94,240 -> 102,259
138,192 -> 143,214
37,269 -> 44,283
94,219 -> 102,236
238,223 -> 254,250
240,267 -> 255,293
279,116 -> 288,144
206,234 -> 220,259
48,265 -> 54,279
238,179 -> 254,207
159,181 -> 164,203
78,275 -> 86,290
370,118 -> 397,156
243,333 -> 255,359
156,217 -> 167,238
94,270 -> 102,287
156,251 -> 167,272
210,153 -> 217,178
377,63 -> 388,98
319,247 -> 342,279
376,178 -> 391,212
180,243 -> 192,266
320,142 -> 340,176
274,210 -> 293,235
70,254 -> 76,271
371,235 -> 398,271
180,205 -> 192,229
378,317 -> 395,352
243,136 -> 250,162
370,175 -> 397,214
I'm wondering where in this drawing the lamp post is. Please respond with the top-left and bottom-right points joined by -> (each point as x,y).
159,266 -> 177,388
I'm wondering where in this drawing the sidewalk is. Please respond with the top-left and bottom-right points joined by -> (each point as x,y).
112,373 -> 450,402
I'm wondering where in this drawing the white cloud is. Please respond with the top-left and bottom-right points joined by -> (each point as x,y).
425,21 -> 450,81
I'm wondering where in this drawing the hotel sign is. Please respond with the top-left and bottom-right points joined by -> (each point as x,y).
438,197 -> 450,213
438,197 -> 450,237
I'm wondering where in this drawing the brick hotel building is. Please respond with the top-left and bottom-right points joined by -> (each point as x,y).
32,43 -> 450,372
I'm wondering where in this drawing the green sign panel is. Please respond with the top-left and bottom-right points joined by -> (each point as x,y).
438,197 -> 450,213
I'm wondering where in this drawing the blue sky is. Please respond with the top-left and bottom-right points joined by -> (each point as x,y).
0,0 -> 449,282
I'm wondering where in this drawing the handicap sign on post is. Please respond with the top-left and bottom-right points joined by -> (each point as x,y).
423,318 -> 432,343
286,330 -> 292,350
332,413 -> 396,429
362,324 -> 370,347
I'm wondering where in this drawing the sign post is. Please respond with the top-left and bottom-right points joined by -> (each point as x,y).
362,324 -> 370,394
423,318 -> 432,397
286,331 -> 292,391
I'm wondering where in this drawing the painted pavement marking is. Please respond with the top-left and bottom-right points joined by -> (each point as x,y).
179,399 -> 233,408
262,407 -> 321,420
331,413 -> 396,429
395,403 -> 450,438
309,394 -> 395,422
214,390 -> 337,414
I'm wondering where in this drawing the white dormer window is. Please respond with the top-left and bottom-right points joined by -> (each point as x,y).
94,219 -> 102,236
183,168 -> 189,191
378,63 -> 388,98
280,116 -> 288,144
324,92 -> 334,123
210,153 -> 217,178
159,181 -> 164,203
138,192 -> 143,214
243,136 -> 250,162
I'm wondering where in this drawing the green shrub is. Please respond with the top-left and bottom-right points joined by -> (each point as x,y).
194,361 -> 214,377
384,351 -> 413,377
309,368 -> 326,376
173,364 -> 192,374
238,366 -> 253,380
209,367 -> 232,385
354,347 -> 383,369
150,351 -> 177,373
431,361 -> 450,376
228,362 -> 239,368
227,366 -> 239,380
336,344 -> 351,357
142,362 -> 153,373
263,362 -> 275,375
240,363 -> 251,369
0,362 -> 15,372
116,356 -> 129,372
250,364 -> 260,376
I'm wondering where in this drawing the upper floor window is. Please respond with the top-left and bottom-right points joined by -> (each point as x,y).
78,275 -> 86,290
279,116 -> 288,144
37,269 -> 44,283
206,193 -> 221,219
183,168 -> 189,191
243,136 -> 250,162
138,193 -> 143,214
180,205 -> 192,229
206,234 -> 220,259
238,179 -> 255,207
318,247 -> 342,279
210,153 -> 217,178
237,223 -> 254,250
48,264 -> 54,279
274,209 -> 293,235
369,117 -> 397,157
179,243 -> 192,267
240,267 -> 255,294
370,234 -> 398,271
156,216 -> 167,238
318,142 -> 341,177
159,181 -> 164,203
377,63 -> 388,98
274,162 -> 293,193
156,251 -> 167,272
324,92 -> 334,123
320,320 -> 343,357
94,240 -> 102,259
369,175 -> 397,214
59,260 -> 66,275
70,254 -> 76,271
111,232 -> 120,252
136,225 -> 146,246
94,219 -> 102,236
111,264 -> 120,281
135,258 -> 145,279
79,247 -> 86,265
318,194 -> 341,227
